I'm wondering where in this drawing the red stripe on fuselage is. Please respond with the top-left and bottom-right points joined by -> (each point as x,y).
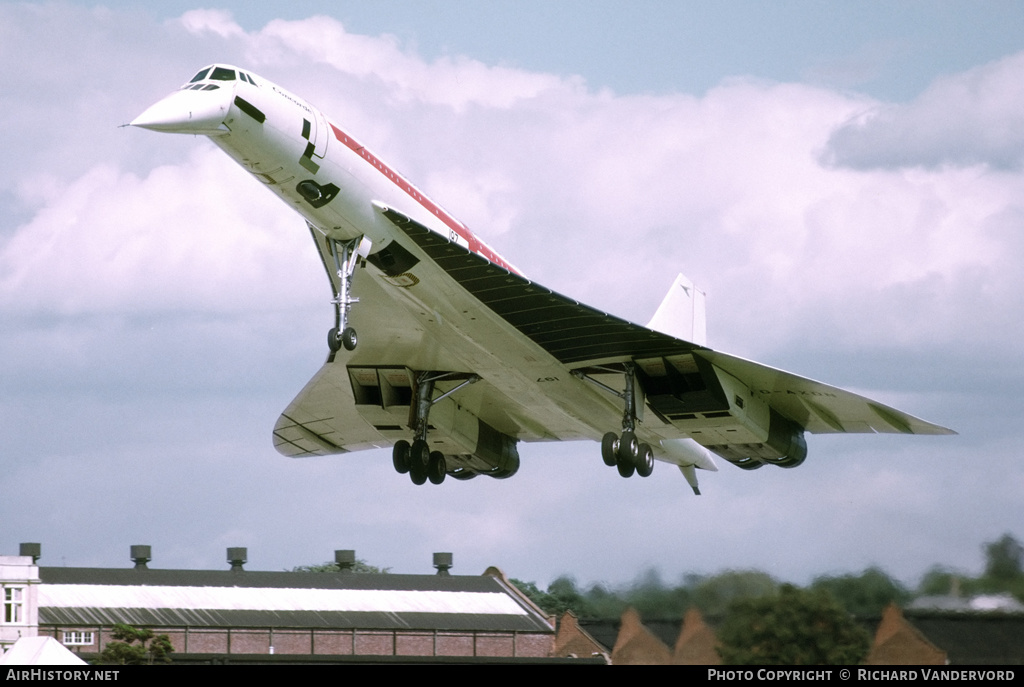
329,123 -> 517,274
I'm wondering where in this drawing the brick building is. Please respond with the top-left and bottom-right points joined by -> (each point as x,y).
2,544 -> 569,663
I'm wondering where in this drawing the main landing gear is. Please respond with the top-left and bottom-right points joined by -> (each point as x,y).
326,235 -> 372,353
574,363 -> 654,479
391,371 -> 480,486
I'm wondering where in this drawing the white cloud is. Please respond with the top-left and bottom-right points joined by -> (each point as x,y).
824,52 -> 1024,170
178,9 -> 246,40
0,148 -> 319,315
177,13 -> 570,112
1,6 -> 1019,587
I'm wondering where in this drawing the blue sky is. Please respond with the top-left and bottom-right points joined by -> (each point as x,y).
96,0 -> 1024,100
1,2 -> 1022,591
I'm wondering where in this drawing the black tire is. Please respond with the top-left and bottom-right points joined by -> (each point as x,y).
392,440 -> 411,474
601,432 -> 619,466
411,439 -> 430,469
327,327 -> 341,352
616,454 -> 635,478
619,431 -> 638,463
341,327 -> 357,351
636,443 -> 654,477
410,468 -> 427,485
428,451 -> 447,485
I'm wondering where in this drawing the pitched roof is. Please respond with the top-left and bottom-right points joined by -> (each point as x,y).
610,607 -> 672,665
673,607 -> 721,665
37,567 -> 553,633
867,603 -> 946,665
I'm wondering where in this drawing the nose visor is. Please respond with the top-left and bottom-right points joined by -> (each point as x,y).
131,86 -> 233,135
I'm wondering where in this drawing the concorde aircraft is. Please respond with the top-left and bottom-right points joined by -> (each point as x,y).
132,64 -> 954,493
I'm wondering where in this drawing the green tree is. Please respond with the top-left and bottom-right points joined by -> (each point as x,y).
583,583 -> 628,620
717,584 -> 870,665
917,565 -> 977,597
510,577 -> 595,618
692,570 -> 777,618
983,533 -> 1023,582
97,624 -> 173,665
546,576 -> 596,617
811,567 -> 910,618
622,568 -> 694,621
291,559 -> 390,573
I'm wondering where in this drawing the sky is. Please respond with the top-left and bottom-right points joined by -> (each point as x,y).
2,1 -> 1022,592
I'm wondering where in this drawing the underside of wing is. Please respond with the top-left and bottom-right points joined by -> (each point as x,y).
276,203 -> 953,487
698,350 -> 955,436
273,362 -> 386,457
379,203 -> 953,434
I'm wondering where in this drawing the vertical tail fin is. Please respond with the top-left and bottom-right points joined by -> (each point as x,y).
646,273 -> 707,346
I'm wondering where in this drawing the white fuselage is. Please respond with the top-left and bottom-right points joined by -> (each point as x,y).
132,64 -> 717,478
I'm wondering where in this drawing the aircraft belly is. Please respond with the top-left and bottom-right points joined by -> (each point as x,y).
337,251 -> 625,444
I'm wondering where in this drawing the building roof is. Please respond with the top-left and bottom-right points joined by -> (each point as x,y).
866,603 -> 946,665
37,567 -> 552,633
610,608 -> 672,665
0,637 -> 87,666
673,607 -> 721,665
904,610 -> 1024,665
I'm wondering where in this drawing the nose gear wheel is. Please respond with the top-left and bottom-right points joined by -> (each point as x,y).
325,235 -> 371,353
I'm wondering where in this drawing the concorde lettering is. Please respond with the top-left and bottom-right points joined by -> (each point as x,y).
132,64 -> 954,493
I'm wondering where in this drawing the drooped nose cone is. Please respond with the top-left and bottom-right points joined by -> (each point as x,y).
131,87 -> 233,135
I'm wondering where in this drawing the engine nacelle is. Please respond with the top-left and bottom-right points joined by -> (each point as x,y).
472,420 -> 520,478
347,366 -> 519,478
760,409 -> 807,468
706,408 -> 807,469
633,354 -> 807,471
420,393 -> 520,478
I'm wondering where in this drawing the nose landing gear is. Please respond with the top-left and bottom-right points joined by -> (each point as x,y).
326,235 -> 372,353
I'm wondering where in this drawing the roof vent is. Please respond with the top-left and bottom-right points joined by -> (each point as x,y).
19,543 -> 41,563
335,549 -> 356,573
130,545 -> 151,570
227,547 -> 247,572
433,552 -> 453,576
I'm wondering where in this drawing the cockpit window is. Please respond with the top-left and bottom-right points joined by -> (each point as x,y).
189,68 -> 211,83
210,67 -> 236,81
